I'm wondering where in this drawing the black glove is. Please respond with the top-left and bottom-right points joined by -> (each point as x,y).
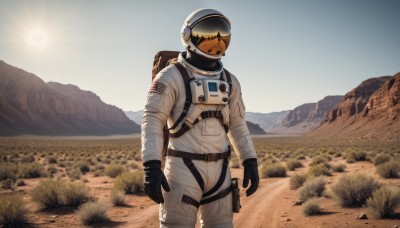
242,158 -> 259,197
143,160 -> 170,204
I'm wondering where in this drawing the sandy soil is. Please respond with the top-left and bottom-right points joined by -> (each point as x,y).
4,161 -> 400,228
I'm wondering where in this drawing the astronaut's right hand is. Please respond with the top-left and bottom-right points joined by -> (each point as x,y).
143,160 -> 170,204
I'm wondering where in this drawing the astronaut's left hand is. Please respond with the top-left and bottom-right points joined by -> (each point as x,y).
242,158 -> 259,196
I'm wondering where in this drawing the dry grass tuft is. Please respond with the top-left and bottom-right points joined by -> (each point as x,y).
331,173 -> 380,207
0,193 -> 29,227
367,185 -> 400,218
298,176 -> 326,202
77,202 -> 108,225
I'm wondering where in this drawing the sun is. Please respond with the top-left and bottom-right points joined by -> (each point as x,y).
27,27 -> 49,49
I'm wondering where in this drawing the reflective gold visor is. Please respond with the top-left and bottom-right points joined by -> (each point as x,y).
190,16 -> 231,56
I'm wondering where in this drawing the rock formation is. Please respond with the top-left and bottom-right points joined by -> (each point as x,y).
270,96 -> 343,134
0,60 -> 140,136
311,73 -> 400,141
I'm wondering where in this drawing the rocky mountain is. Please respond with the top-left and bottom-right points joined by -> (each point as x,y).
125,110 -> 144,125
245,111 -> 289,131
124,110 -> 266,135
326,76 -> 391,123
310,73 -> 400,141
270,96 -> 344,134
246,121 -> 266,135
0,60 -> 140,136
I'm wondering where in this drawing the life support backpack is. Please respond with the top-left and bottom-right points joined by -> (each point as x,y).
151,51 -> 233,153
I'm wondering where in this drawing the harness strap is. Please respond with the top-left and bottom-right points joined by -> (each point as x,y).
169,62 -> 193,130
182,195 -> 200,208
169,110 -> 226,138
202,157 -> 229,198
224,69 -> 233,98
201,186 -> 232,205
182,158 -> 205,191
169,123 -> 191,138
181,186 -> 232,208
167,147 -> 231,162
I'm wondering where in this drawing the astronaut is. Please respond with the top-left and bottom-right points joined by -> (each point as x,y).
141,9 -> 259,228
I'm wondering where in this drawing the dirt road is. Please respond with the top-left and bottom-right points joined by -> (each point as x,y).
233,178 -> 289,228
120,175 -> 289,228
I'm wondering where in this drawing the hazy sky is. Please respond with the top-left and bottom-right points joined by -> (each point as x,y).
0,0 -> 399,113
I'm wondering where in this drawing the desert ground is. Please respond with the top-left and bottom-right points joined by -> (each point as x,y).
1,136 -> 400,228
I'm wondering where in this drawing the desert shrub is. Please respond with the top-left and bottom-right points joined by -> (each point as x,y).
19,163 -> 47,178
331,173 -> 380,207
260,163 -> 287,178
63,182 -> 90,207
15,179 -> 26,187
68,169 -> 82,180
20,154 -> 35,163
47,165 -> 58,175
0,164 -> 16,182
75,162 -> 90,174
346,151 -> 367,163
376,161 -> 400,178
31,179 -> 64,209
296,155 -> 306,160
48,156 -> 57,164
289,172 -> 308,190
298,176 -> 326,202
332,164 -> 346,172
373,154 -> 391,166
105,164 -> 125,178
0,194 -> 29,227
302,198 -> 322,216
129,162 -> 139,169
286,159 -> 303,171
334,152 -> 342,158
366,185 -> 400,218
307,163 -> 331,177
110,189 -> 126,206
310,155 -> 330,166
58,161 -> 66,168
93,170 -> 103,177
1,179 -> 14,190
114,171 -> 144,194
78,202 -> 108,225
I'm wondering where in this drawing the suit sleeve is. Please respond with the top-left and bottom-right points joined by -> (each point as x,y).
227,75 -> 258,162
141,68 -> 177,162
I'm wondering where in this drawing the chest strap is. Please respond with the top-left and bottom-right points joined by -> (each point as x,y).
169,110 -> 228,138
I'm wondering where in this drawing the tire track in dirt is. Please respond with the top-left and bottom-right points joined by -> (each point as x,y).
233,178 -> 289,228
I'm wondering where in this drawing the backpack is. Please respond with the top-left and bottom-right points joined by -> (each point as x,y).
151,51 -> 233,157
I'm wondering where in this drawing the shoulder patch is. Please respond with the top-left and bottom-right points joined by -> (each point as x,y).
149,81 -> 166,95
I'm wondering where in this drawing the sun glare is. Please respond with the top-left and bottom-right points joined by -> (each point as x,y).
27,27 -> 49,49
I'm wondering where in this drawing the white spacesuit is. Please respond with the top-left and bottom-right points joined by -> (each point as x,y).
141,9 -> 259,228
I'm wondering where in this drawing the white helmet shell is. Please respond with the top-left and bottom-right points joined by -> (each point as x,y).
181,9 -> 231,60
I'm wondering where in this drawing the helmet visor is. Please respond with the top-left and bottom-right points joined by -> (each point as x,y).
190,16 -> 231,56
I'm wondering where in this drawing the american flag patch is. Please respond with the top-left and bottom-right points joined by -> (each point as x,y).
149,81 -> 165,94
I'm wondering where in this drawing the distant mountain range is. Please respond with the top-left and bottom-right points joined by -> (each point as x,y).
245,111 -> 289,131
270,96 -> 344,134
1,59 -> 398,140
0,60 -> 140,136
124,110 -> 266,135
